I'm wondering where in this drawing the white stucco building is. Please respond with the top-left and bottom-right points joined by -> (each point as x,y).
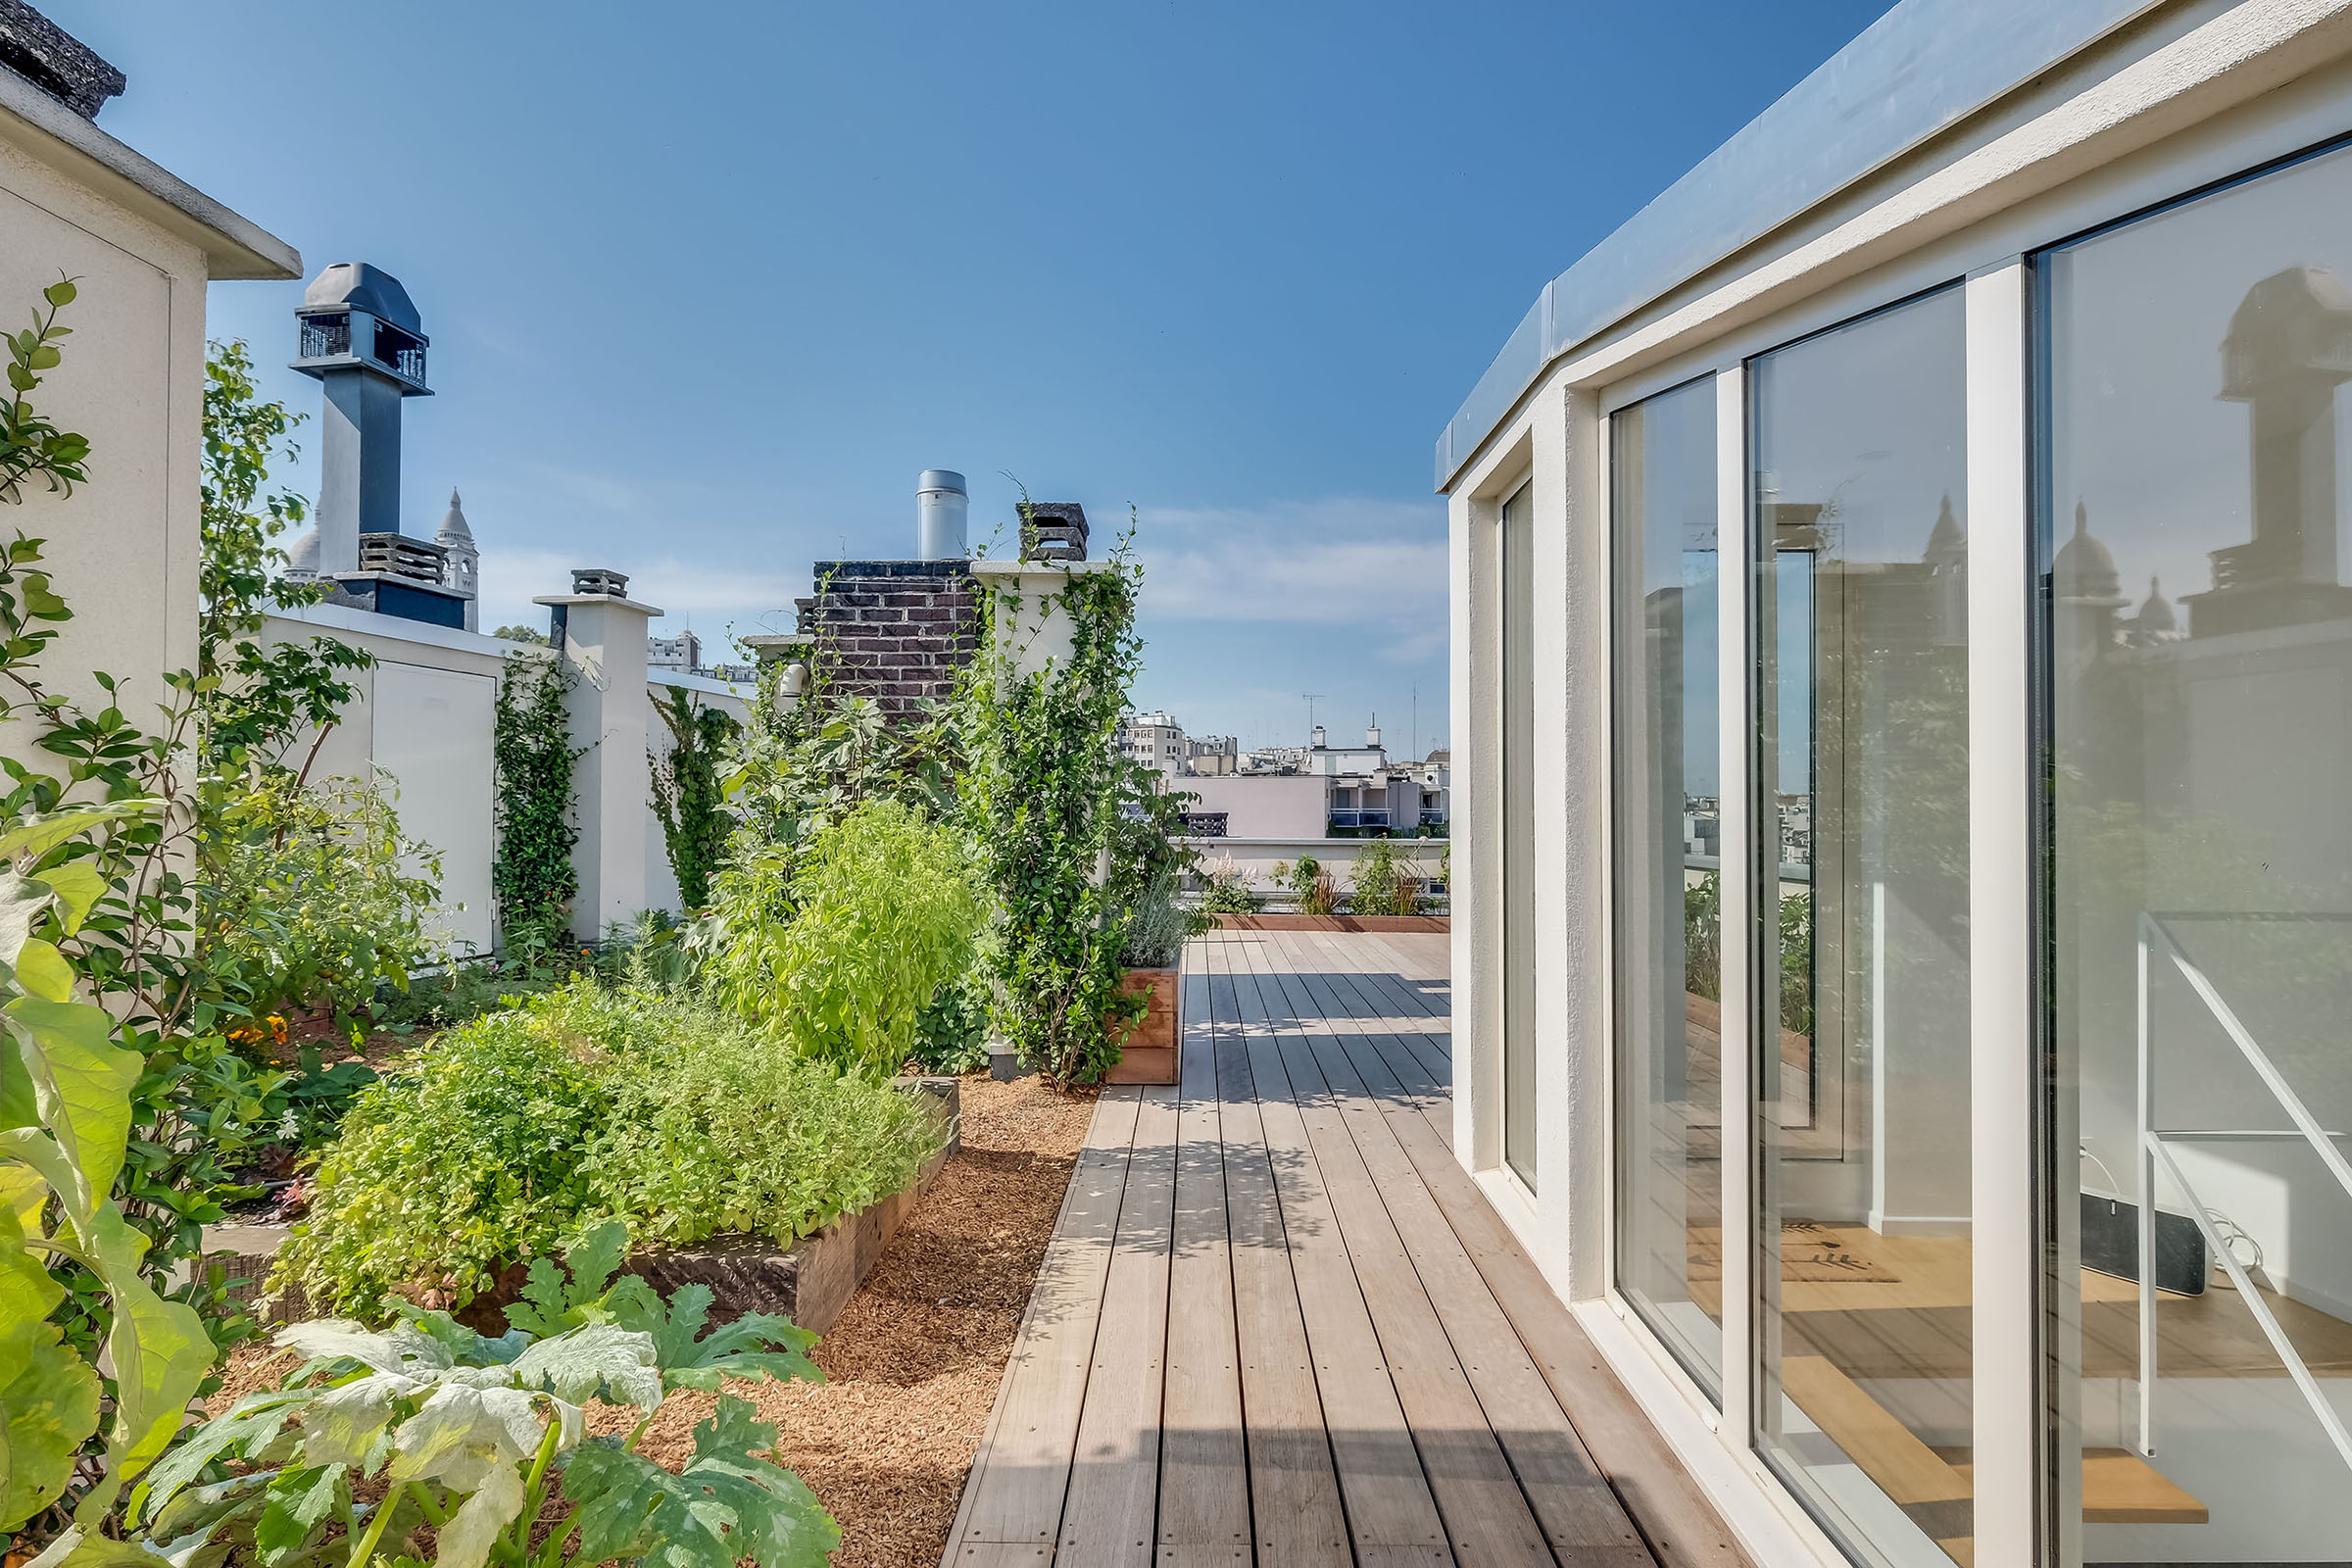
1441,3 -> 2352,1565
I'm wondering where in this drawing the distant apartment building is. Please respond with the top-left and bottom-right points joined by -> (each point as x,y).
648,630 -> 701,673
1119,710 -> 1188,775
1182,719 -> 1447,838
1187,733 -> 1239,775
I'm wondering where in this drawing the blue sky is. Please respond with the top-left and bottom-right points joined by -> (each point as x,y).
65,0 -> 1888,757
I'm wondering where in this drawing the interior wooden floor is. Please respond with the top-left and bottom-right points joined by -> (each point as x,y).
942,929 -> 1751,1568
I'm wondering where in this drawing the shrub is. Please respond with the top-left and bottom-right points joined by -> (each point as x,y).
707,798 -> 983,1075
1275,855 -> 1337,916
199,769 -> 445,1032
277,982 -> 946,1317
913,967 -> 992,1074
1113,763 -> 1207,969
1346,837 -> 1425,917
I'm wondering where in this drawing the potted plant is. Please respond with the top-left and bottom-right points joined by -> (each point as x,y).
1103,764 -> 1207,1084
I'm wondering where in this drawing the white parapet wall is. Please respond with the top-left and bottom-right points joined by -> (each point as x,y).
265,600 -> 752,954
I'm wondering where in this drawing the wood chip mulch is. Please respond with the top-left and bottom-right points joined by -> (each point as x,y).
199,1070 -> 1098,1568
628,1071 -> 1098,1566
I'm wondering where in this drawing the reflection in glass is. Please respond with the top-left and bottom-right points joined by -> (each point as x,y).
1502,481 -> 1538,1189
1611,378 -> 1723,1396
2044,139 -> 2352,1565
1751,288 -> 1972,1568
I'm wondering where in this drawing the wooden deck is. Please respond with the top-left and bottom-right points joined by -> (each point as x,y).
943,928 -> 1750,1568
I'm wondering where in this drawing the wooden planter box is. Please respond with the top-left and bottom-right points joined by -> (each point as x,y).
210,1076 -> 961,1336
1103,966 -> 1179,1085
1210,913 -> 1450,933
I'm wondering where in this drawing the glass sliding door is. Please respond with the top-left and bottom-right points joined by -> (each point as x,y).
2041,137 -> 2352,1566
1750,288 -> 1973,1568
1501,480 -> 1538,1189
1612,379 -> 1725,1396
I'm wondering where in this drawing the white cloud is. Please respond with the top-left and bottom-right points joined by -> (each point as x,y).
1130,496 -> 1446,629
473,544 -> 808,639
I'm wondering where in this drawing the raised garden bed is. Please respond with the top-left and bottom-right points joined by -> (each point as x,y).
206,1075 -> 961,1332
1211,912 -> 1450,932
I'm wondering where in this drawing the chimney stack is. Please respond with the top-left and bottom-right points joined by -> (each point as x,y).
290,262 -> 431,576
917,469 -> 968,561
1312,724 -> 1327,749
1368,715 -> 1382,749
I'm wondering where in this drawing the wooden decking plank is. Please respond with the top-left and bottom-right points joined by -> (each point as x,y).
1278,929 -> 1453,1085
1203,937 -> 1353,1567
1276,989 -> 1651,1561
1358,1068 -> 1752,1567
1060,1084 -> 1180,1565
956,1087 -> 1146,1548
1269,949 -> 1452,1122
1239,939 -> 1555,1568
1221,940 -> 1452,1560
1155,948 -> 1250,1557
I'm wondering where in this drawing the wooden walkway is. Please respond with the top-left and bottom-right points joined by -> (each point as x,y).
944,928 -> 1750,1568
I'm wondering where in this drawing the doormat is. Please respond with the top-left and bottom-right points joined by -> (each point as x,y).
1684,1222 -> 1900,1284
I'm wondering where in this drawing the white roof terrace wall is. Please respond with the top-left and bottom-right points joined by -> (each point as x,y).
0,64 -> 298,785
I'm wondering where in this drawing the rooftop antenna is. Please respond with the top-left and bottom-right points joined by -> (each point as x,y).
1302,694 -> 1324,740
1411,682 -> 1418,761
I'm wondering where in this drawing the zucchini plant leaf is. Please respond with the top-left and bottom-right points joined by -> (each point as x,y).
561,1395 -> 837,1568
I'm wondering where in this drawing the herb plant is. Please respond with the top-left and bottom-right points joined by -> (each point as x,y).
706,799 -> 981,1074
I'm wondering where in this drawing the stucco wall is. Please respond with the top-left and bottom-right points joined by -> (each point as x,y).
1180,773 -> 1328,839
0,131 -> 208,772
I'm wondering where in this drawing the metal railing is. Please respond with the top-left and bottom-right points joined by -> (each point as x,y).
2135,910 -> 2352,1472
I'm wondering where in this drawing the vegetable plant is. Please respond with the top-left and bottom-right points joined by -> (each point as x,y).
120,1221 -> 838,1568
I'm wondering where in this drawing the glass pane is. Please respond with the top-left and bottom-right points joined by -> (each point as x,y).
1502,481 -> 1538,1188
1751,287 -> 1972,1568
1612,378 -> 1725,1396
2043,139 -> 2352,1565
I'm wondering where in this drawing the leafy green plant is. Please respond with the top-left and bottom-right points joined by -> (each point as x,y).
494,651 -> 582,950
1684,870 -> 1721,1001
706,799 -> 982,1074
1346,838 -> 1426,917
275,988 -> 620,1319
277,983 -> 945,1317
198,341 -> 372,774
0,275 -> 90,503
1113,763 -> 1207,968
911,968 -> 991,1074
200,770 -> 446,1033
957,514 -> 1148,1084
586,1001 -> 942,1246
1197,852 -> 1255,915
122,1221 -> 837,1568
0,802 -> 221,1541
1779,889 -> 1815,1041
1272,855 -> 1337,916
649,685 -> 739,911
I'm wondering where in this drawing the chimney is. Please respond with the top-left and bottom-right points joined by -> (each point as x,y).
1312,724 -> 1327,749
290,262 -> 431,576
917,469 -> 968,560
1367,714 -> 1382,749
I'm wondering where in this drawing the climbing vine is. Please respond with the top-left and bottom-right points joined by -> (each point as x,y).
956,517 -> 1146,1083
649,682 -> 739,910
492,649 -> 581,948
